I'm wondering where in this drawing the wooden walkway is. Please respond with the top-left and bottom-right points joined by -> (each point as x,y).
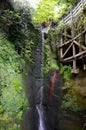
62,0 -> 86,24
59,0 -> 86,73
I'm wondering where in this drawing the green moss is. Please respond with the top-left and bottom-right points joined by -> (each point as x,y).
62,76 -> 86,112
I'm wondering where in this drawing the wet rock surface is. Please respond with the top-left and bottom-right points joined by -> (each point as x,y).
21,32 -> 85,130
22,33 -> 64,129
60,110 -> 83,130
42,70 -> 63,130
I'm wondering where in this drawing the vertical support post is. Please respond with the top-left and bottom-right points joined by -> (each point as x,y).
85,32 -> 86,46
60,33 -> 63,58
73,44 -> 77,73
85,26 -> 86,46
71,11 -> 75,73
60,19 -> 64,59
71,11 -> 79,73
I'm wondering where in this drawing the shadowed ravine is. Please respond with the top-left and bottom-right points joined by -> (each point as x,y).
21,28 -> 83,130
21,27 -> 63,130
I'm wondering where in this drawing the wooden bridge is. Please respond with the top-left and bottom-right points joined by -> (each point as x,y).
59,0 -> 86,74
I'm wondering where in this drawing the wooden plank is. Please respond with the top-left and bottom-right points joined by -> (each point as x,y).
63,50 -> 86,61
59,30 -> 86,47
74,40 -> 86,50
62,42 -> 73,58
62,54 -> 86,63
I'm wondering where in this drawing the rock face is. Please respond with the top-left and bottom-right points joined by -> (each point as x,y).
71,76 -> 86,110
21,30 -> 64,130
22,69 -> 64,130
43,70 -> 63,130
60,110 -> 83,130
22,32 -> 43,130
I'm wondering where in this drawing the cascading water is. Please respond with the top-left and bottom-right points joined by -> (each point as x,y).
22,24 -> 64,130
40,28 -> 44,104
22,22 -> 83,130
36,105 -> 45,130
36,28 -> 45,130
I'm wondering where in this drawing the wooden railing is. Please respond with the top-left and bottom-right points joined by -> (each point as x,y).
62,0 -> 86,24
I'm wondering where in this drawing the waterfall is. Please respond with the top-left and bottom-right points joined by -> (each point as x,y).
36,105 -> 45,130
22,25 -> 64,130
40,29 -> 44,105
36,28 -> 45,130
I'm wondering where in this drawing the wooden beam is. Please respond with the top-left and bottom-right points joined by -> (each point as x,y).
63,33 -> 72,38
59,30 -> 86,47
62,54 -> 86,63
74,40 -> 86,50
63,50 -> 86,61
62,42 -> 73,58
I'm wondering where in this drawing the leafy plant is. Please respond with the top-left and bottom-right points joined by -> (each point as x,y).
62,94 -> 79,112
0,37 -> 28,130
44,44 -> 59,74
60,64 -> 72,80
0,9 -> 38,59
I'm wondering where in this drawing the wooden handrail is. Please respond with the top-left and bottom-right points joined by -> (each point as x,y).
63,0 -> 86,24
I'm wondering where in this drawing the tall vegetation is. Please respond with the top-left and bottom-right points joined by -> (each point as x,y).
0,4 -> 39,130
0,9 -> 39,63
0,37 -> 28,130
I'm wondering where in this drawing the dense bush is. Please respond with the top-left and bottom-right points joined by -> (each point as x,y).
0,4 -> 39,129
0,9 -> 39,58
0,5 -> 39,129
0,37 -> 28,130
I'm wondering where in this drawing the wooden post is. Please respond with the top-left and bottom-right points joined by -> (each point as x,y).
85,27 -> 86,46
85,33 -> 86,46
71,11 -> 76,73
60,34 -> 63,58
72,44 -> 77,73
71,11 -> 79,73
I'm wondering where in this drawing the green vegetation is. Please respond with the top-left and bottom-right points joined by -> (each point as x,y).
62,77 -> 86,112
0,5 -> 38,130
0,37 -> 28,130
0,9 -> 39,63
0,0 -> 86,129
44,1 -> 86,113
44,44 -> 59,74
33,0 -> 78,25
